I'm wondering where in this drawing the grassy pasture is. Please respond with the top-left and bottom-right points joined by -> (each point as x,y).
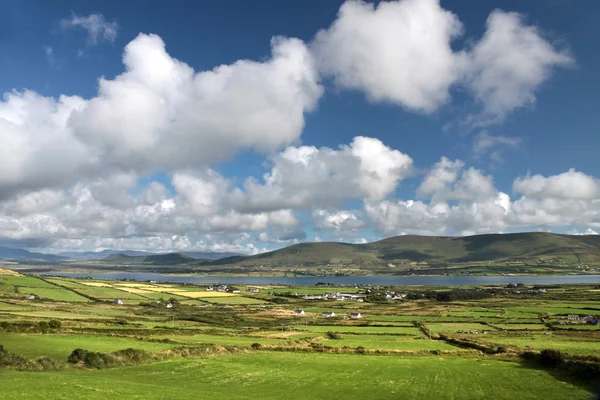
426,323 -> 495,333
490,324 -> 549,330
321,335 -> 462,351
0,353 -> 590,400
171,291 -> 238,298
477,333 -> 600,356
199,296 -> 268,305
298,325 -> 421,335
0,333 -> 177,360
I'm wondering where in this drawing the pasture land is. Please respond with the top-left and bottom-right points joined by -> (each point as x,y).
0,274 -> 597,399
0,353 -> 590,400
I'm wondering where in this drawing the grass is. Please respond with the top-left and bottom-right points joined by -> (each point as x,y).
0,353 -> 591,399
298,325 -> 421,335
199,296 -> 268,305
321,335 -> 462,351
490,324 -> 549,330
426,323 -> 494,333
0,276 -> 91,302
154,334 -> 290,347
477,333 -> 600,356
0,333 -> 177,360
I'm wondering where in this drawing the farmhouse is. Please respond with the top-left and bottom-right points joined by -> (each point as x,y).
166,303 -> 174,308
26,294 -> 36,300
567,314 -> 580,320
349,312 -> 362,319
247,288 -> 259,293
113,298 -> 124,305
292,310 -> 305,315
321,312 -> 336,318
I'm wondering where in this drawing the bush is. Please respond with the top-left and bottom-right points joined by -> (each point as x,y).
326,331 -> 342,340
67,348 -> 89,364
540,349 -> 564,368
251,343 -> 262,350
48,320 -> 62,330
355,346 -> 366,354
38,321 -> 49,333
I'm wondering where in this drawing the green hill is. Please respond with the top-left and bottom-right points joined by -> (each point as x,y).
104,253 -> 194,265
198,232 -> 600,274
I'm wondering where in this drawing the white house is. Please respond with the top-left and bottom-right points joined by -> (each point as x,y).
349,312 -> 362,319
113,299 -> 124,305
292,310 -> 305,315
166,303 -> 174,308
26,294 -> 36,300
321,312 -> 336,318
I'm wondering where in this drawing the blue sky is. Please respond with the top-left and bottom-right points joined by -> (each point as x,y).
0,0 -> 599,253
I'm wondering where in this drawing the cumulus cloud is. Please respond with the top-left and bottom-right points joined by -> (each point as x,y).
235,136 -> 413,212
70,34 -> 322,171
312,0 -> 462,112
312,209 -> 365,235
313,1 -> 572,123
463,10 -> 573,125
367,162 -> 600,236
60,13 -> 118,44
513,169 -> 599,200
0,33 -> 322,199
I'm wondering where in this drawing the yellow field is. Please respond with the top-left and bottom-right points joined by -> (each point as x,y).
80,282 -> 113,287
0,268 -> 20,276
136,287 -> 173,292
115,287 -> 154,294
113,283 -> 155,288
173,291 -> 238,298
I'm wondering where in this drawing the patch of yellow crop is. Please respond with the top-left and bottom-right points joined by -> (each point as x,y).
139,287 -> 173,292
0,268 -> 20,276
114,283 -> 154,288
172,291 -> 237,298
80,282 -> 113,287
117,287 -> 154,294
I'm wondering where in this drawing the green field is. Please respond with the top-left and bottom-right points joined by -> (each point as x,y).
1,353 -> 590,400
477,333 -> 600,356
0,333 -> 177,360
299,325 -> 421,335
321,335 -> 462,351
0,275 -> 598,399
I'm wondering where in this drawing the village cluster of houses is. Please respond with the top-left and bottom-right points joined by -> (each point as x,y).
205,285 -> 240,293
563,314 -> 598,325
301,291 -> 366,302
292,310 -> 362,319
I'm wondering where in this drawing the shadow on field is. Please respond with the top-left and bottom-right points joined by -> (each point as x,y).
515,360 -> 599,398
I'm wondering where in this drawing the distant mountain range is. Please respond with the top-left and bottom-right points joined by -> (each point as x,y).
2,233 -> 600,274
0,246 -> 66,262
0,247 -> 243,262
194,232 -> 600,273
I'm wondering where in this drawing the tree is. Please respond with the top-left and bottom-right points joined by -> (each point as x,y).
48,320 -> 62,330
38,321 -> 49,333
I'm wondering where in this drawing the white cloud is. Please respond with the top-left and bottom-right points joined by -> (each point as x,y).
0,34 -> 322,199
236,136 -> 412,212
312,0 -> 462,112
513,169 -> 599,200
567,228 -> 599,236
70,34 -> 322,171
312,1 -> 572,123
60,13 -> 118,44
312,209 -> 365,235
463,10 -> 573,126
